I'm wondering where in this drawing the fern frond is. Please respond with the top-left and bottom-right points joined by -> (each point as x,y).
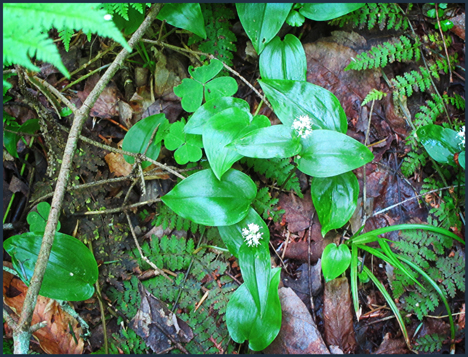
58,28 -> 75,52
345,36 -> 420,71
241,157 -> 303,197
414,333 -> 445,352
361,89 -> 388,106
152,202 -> 206,235
253,187 -> 285,222
401,150 -> 426,176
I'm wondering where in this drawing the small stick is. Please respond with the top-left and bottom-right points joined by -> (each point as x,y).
435,4 -> 452,83
194,290 -> 210,312
81,197 -> 162,215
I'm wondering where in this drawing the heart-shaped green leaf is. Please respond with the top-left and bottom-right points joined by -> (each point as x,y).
321,243 -> 351,282
122,113 -> 168,169
185,97 -> 252,135
236,3 -> 293,55
311,172 -> 359,236
173,78 -> 204,113
203,107 -> 250,180
296,129 -> 373,177
161,169 -> 257,226
226,268 -> 282,351
218,207 -> 269,257
157,3 -> 206,39
205,76 -> 238,102
416,124 -> 460,165
231,125 -> 302,159
259,79 -> 348,133
189,58 -> 223,83
3,232 -> 98,301
299,3 -> 365,21
27,201 -> 61,233
260,34 -> 306,81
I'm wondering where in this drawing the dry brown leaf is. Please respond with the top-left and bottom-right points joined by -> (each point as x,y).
278,190 -> 314,233
77,73 -> 120,118
3,268 -> 84,354
104,152 -> 132,177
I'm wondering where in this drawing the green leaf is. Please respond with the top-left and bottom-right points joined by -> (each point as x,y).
231,125 -> 302,159
203,107 -> 250,180
218,207 -> 269,257
3,122 -> 21,158
190,59 -> 223,83
417,124 -> 459,165
27,202 -> 61,233
173,78 -> 204,113
458,151 -> 465,170
260,34 -> 306,81
286,10 -> 305,27
226,268 -> 282,351
122,114 -> 168,169
164,121 -> 186,150
161,168 -> 257,226
204,76 -> 238,102
173,137 -> 203,165
311,172 -> 359,236
157,3 -> 206,39
259,79 -> 348,133
185,97 -> 251,135
321,243 -> 351,282
296,129 -> 374,177
112,4 -> 145,35
236,3 -> 293,55
4,232 -> 98,301
19,118 -> 39,135
299,3 -> 365,21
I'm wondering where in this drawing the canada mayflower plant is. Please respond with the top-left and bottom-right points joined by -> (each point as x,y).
242,223 -> 263,247
457,126 -> 465,149
292,115 -> 313,138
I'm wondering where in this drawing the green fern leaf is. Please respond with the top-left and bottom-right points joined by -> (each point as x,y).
59,28 -> 75,52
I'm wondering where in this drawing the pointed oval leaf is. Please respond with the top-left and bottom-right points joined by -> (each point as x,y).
416,124 -> 460,165
311,172 -> 359,237
236,3 -> 293,55
299,3 -> 365,21
259,79 -> 347,133
260,34 -> 306,81
231,125 -> 301,159
458,151 -> 465,170
3,232 -> 98,301
218,207 -> 269,257
296,129 -> 373,177
161,169 -> 257,226
226,268 -> 282,351
122,114 -> 167,169
203,107 -> 250,180
205,76 -> 238,102
321,243 -> 351,282
157,3 -> 206,39
185,97 -> 251,135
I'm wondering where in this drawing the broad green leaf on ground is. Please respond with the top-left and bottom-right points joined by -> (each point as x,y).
185,97 -> 252,135
259,79 -> 348,133
3,118 -> 39,158
27,202 -> 61,233
226,268 -> 282,351
157,3 -> 206,39
236,3 -> 293,55
174,59 -> 229,112
458,151 -> 465,170
164,121 -> 203,165
296,129 -> 373,177
416,124 -> 460,165
231,125 -> 302,159
311,172 -> 359,236
299,3 -> 365,21
204,76 -> 238,102
122,114 -> 168,169
3,232 -> 98,301
218,207 -> 270,258
260,34 -> 306,81
161,169 -> 257,226
203,107 -> 251,180
321,243 -> 351,282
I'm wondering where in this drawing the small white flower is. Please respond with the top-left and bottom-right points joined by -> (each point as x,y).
292,115 -> 313,138
241,223 -> 263,247
103,14 -> 112,21
70,272 -> 74,276
457,126 -> 465,149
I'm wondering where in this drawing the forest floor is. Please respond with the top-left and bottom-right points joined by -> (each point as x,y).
3,3 -> 466,355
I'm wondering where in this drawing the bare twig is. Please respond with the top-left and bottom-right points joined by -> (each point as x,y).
81,197 -> 162,215
307,211 -> 316,322
435,4 -> 453,83
12,5 -> 164,353
26,75 -> 76,114
361,99 -> 376,226
61,63 -> 111,92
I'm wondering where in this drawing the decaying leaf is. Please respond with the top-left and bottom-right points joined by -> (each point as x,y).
77,73 -> 120,118
278,190 -> 314,233
130,282 -> 193,353
263,287 -> 330,354
323,277 -> 357,353
3,268 -> 84,354
104,152 -> 133,177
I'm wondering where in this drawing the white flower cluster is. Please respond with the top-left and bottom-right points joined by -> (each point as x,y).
292,115 -> 313,138
242,223 -> 263,247
457,126 -> 465,149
